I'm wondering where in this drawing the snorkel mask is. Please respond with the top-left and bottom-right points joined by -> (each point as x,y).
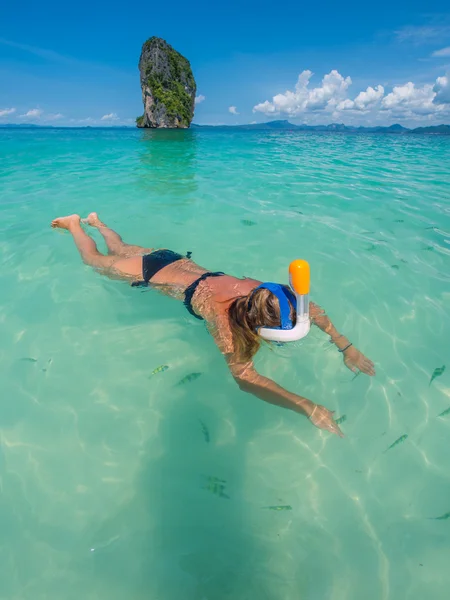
254,259 -> 310,342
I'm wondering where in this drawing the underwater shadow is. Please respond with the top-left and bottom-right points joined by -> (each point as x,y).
83,348 -> 271,599
78,320 -> 350,598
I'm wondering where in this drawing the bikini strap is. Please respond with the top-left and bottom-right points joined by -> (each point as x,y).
184,272 -> 224,320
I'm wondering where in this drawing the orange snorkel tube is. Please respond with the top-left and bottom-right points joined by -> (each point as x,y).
258,259 -> 311,342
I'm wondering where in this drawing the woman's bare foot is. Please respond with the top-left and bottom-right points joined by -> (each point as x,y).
82,212 -> 104,228
51,214 -> 81,230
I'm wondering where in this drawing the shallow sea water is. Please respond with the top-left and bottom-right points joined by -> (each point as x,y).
1,128 -> 450,600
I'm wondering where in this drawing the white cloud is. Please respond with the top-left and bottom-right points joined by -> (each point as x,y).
14,109 -> 65,123
46,113 -> 63,121
338,85 -> 384,111
254,70 -> 352,116
195,95 -> 205,105
75,117 -> 95,124
395,25 -> 450,44
432,46 -> 450,58
434,75 -> 450,104
0,107 -> 16,117
20,108 -> 43,119
253,70 -> 450,123
335,99 -> 354,111
229,106 -> 239,115
101,112 -> 119,121
381,82 -> 437,115
254,100 -> 276,115
69,114 -> 132,126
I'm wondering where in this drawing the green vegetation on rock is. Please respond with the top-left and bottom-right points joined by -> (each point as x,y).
138,37 -> 196,128
146,76 -> 192,126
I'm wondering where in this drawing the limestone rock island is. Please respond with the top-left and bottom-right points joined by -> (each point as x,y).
136,37 -> 196,128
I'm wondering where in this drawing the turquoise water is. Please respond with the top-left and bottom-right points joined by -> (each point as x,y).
1,128 -> 450,600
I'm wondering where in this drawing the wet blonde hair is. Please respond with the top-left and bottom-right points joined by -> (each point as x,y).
227,286 -> 296,361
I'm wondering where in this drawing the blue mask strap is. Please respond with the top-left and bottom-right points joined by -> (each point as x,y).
282,286 -> 297,311
249,283 -> 295,330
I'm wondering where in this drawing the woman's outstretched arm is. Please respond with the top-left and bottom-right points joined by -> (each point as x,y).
310,302 -> 375,376
207,314 -> 343,436
226,356 -> 344,437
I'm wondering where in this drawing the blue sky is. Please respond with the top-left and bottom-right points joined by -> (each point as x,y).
1,1 -> 450,127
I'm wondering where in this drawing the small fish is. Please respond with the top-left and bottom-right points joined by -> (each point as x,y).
394,219 -> 404,223
42,358 -> 53,373
199,419 -> 210,443
366,244 -> 377,252
424,246 -> 434,251
335,415 -> 347,425
384,434 -> 408,453
204,481 -> 219,492
437,406 -> 450,418
400,259 -> 408,264
351,371 -> 361,381
431,511 -> 450,521
20,357 -> 37,363
430,365 -> 445,386
177,372 -> 202,385
241,219 -> 257,226
150,364 -> 169,377
294,210 -> 304,215
263,505 -> 292,511
391,264 -> 399,270
204,477 -> 229,498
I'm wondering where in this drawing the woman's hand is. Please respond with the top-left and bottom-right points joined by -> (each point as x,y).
308,404 -> 344,437
343,346 -> 375,376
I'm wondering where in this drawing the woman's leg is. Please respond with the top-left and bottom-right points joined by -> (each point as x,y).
83,212 -> 153,257
51,215 -> 116,268
51,214 -> 144,278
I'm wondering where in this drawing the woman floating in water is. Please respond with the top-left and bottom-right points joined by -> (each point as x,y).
51,213 -> 375,437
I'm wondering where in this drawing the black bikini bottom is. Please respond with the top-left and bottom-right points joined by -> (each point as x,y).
131,249 -> 191,287
132,249 -> 224,321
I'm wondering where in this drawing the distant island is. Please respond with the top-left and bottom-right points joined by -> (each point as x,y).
1,121 -> 450,134
191,120 -> 450,135
136,37 -> 196,129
